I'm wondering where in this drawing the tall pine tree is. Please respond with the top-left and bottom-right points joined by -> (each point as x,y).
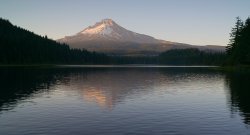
238,17 -> 250,64
226,17 -> 250,65
226,17 -> 243,55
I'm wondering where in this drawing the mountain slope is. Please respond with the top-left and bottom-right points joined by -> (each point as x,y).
58,19 -> 225,55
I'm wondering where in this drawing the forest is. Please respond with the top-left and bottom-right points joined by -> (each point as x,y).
158,48 -> 225,65
2,17 -> 249,66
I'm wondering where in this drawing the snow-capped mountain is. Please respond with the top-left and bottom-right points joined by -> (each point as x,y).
58,19 -> 225,56
58,19 -> 161,44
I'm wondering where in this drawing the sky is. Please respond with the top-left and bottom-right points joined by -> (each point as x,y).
1,0 -> 250,46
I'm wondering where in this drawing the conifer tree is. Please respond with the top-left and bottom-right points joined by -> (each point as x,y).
226,17 -> 243,55
226,17 -> 250,65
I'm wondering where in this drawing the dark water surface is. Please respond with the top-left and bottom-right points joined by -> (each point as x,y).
0,66 -> 250,135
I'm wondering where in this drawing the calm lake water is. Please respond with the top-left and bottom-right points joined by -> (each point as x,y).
0,66 -> 250,135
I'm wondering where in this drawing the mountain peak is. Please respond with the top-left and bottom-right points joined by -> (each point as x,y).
100,18 -> 115,25
79,18 -> 118,36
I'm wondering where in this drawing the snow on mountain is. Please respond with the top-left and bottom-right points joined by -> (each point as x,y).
58,19 -> 161,44
80,19 -> 117,36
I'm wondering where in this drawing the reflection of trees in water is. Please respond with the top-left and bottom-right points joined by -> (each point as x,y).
0,68 -> 72,112
225,72 -> 250,125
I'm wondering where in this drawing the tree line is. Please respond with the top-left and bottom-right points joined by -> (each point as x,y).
158,48 -> 225,65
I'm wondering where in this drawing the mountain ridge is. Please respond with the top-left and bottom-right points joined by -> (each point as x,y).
58,19 -> 225,55
59,18 -> 161,44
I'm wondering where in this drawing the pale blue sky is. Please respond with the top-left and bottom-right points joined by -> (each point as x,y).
1,0 -> 250,46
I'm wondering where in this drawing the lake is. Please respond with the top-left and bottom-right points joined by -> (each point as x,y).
0,66 -> 250,135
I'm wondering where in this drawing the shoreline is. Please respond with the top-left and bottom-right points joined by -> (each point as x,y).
1,64 -> 249,73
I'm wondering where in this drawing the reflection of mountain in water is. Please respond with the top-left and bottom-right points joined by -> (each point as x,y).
64,69 -> 164,109
225,72 -> 250,125
83,89 -> 114,109
77,68 -> 223,109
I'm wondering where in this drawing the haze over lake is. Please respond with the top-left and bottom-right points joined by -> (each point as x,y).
0,66 -> 249,135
